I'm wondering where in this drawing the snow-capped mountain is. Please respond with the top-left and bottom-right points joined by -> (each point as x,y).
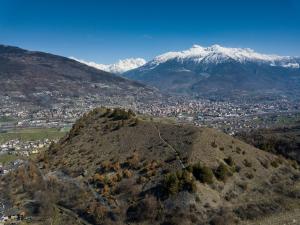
70,57 -> 146,74
145,44 -> 299,69
124,44 -> 300,98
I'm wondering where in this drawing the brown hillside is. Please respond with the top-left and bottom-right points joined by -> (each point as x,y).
2,108 -> 300,225
0,45 -> 160,108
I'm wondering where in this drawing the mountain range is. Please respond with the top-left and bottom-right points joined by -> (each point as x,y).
2,43 -> 300,105
123,45 -> 300,98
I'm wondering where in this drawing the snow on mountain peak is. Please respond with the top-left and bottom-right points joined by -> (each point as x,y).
106,58 -> 146,74
149,44 -> 297,68
70,57 -> 146,74
70,45 -> 298,74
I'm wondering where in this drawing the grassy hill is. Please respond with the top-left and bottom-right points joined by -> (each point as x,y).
1,108 -> 300,225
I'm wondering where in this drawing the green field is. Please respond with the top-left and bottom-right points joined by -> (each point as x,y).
0,153 -> 20,165
0,116 -> 16,123
0,128 -> 67,144
275,114 -> 300,126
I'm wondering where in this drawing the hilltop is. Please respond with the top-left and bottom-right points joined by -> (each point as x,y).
1,108 -> 300,224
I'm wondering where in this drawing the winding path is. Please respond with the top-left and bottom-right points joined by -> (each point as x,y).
153,124 -> 185,169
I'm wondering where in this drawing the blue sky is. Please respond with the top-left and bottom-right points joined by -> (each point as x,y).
0,0 -> 299,63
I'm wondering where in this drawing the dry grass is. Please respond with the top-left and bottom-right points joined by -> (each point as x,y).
3,108 -> 299,225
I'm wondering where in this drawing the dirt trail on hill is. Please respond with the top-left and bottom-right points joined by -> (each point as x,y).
154,124 -> 186,169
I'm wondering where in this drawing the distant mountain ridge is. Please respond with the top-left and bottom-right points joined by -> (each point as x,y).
124,45 -> 300,98
0,44 -> 159,108
147,44 -> 299,68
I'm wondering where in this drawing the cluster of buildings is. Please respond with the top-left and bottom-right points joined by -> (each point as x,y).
135,96 -> 300,134
0,139 -> 52,157
0,93 -> 299,160
0,204 -> 26,224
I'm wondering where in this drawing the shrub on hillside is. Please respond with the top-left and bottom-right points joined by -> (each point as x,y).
192,163 -> 214,184
236,147 -> 242,154
109,108 -> 135,121
224,156 -> 235,167
259,159 -> 269,169
102,108 -> 112,117
127,153 -> 140,169
123,169 -> 133,178
270,160 -> 279,168
163,170 -> 197,195
136,176 -> 147,184
93,173 -> 105,183
100,160 -> 111,172
290,160 -> 299,169
243,159 -> 252,167
214,163 -> 232,182
211,141 -> 218,148
178,170 -> 197,192
88,201 -> 108,222
111,161 -> 121,171
245,172 -> 254,179
164,173 -> 180,195
186,165 -> 193,173
70,120 -> 85,136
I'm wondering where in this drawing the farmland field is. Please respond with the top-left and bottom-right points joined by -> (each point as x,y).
0,128 -> 67,144
0,153 -> 20,165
